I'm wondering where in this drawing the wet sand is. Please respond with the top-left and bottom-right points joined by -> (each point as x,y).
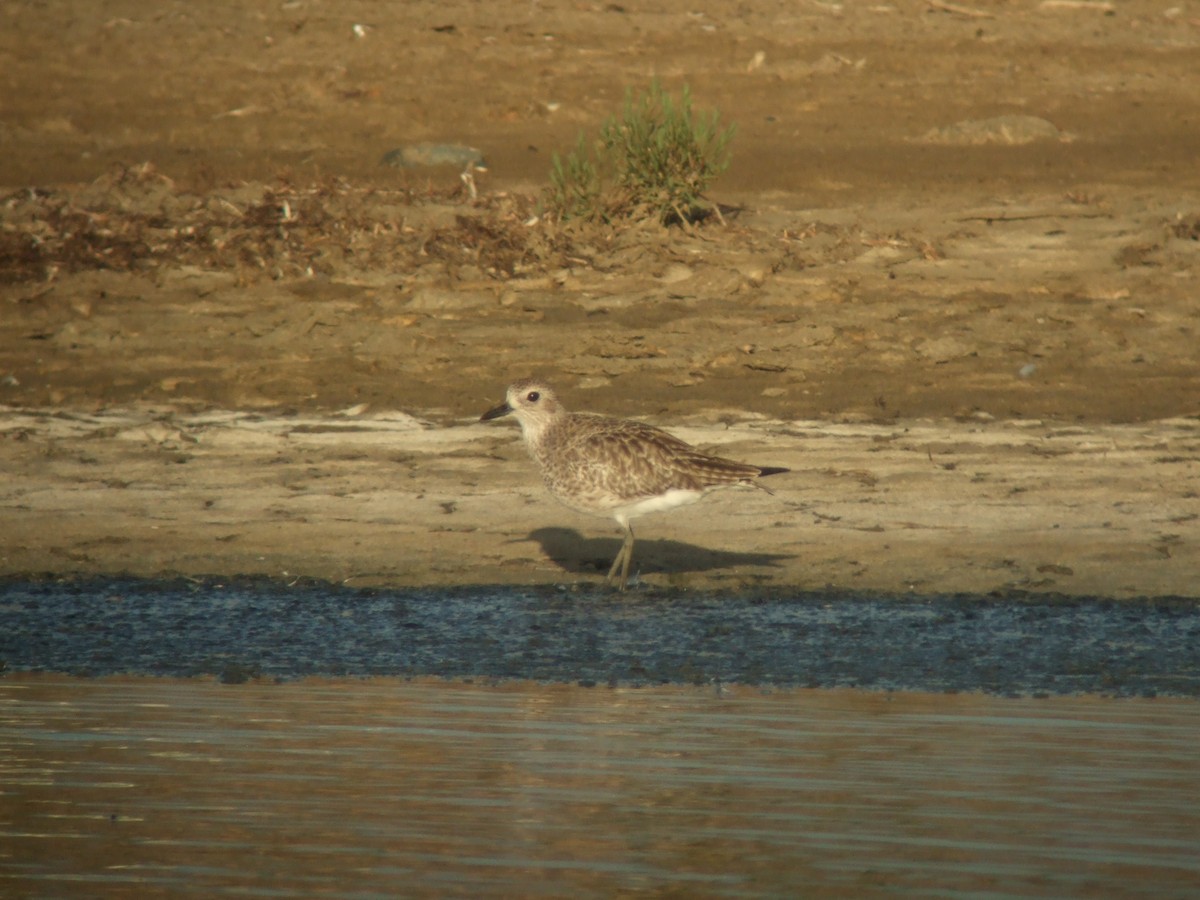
3,675 -> 1199,898
2,407 -> 1198,597
4,578 -> 1198,695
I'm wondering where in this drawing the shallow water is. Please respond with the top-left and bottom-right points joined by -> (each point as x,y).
2,580 -> 1198,897
3,677 -> 1199,898
2,578 -> 1198,695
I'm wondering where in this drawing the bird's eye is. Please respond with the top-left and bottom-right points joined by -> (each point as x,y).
527,391 -> 540,403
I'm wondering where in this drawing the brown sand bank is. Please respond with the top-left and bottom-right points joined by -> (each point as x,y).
1,0 -> 1197,592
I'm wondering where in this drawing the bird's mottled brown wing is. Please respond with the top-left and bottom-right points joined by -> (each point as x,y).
559,417 -> 767,499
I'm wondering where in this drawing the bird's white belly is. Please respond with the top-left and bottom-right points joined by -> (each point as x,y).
609,488 -> 703,525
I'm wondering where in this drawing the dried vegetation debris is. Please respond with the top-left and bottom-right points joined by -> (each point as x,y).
0,162 -> 985,288
0,163 -> 578,284
1168,213 -> 1200,242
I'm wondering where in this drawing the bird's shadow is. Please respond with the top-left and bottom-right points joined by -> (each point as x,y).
522,527 -> 792,578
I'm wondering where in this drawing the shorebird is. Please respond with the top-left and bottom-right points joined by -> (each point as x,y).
481,378 -> 788,590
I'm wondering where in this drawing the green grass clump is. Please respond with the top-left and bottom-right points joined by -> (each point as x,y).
548,81 -> 735,226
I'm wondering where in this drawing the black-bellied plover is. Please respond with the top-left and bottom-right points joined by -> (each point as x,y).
481,378 -> 788,590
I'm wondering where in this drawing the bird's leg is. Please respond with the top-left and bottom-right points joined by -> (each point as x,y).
605,523 -> 635,591
620,523 -> 634,590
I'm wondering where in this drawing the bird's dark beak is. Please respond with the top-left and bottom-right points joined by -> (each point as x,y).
480,401 -> 513,422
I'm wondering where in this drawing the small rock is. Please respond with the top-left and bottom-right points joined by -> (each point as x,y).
915,336 -> 973,362
918,115 -> 1066,146
381,143 -> 486,170
405,288 -> 495,311
658,263 -> 694,284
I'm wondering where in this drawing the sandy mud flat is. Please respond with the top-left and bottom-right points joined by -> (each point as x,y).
1,406 -> 1198,596
2,6 -> 1198,896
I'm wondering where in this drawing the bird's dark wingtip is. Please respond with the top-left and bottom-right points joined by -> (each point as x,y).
756,466 -> 789,478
